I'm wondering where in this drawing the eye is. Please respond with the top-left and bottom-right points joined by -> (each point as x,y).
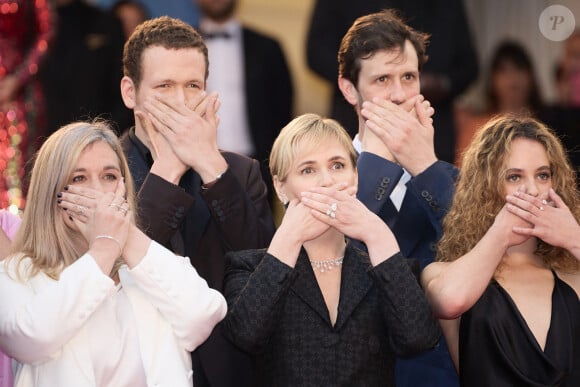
301,167 -> 314,175
506,174 -> 520,182
403,73 -> 416,81
156,83 -> 170,89
377,76 -> 387,83
188,83 -> 201,89
103,173 -> 118,181
331,162 -> 345,170
538,171 -> 552,181
71,175 -> 86,183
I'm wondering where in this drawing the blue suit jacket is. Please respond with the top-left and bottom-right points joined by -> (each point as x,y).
357,152 -> 460,387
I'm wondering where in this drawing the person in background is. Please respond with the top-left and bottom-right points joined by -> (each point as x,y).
223,113 -> 440,386
196,0 -> 293,204
39,0 -> 133,135
0,120 -> 226,387
120,16 -> 276,387
111,0 -> 150,40
95,0 -> 200,28
306,0 -> 478,165
0,209 -> 21,387
455,40 -> 543,165
0,0 -> 54,212
336,10 -> 459,387
423,114 -> 580,386
540,30 -> 580,180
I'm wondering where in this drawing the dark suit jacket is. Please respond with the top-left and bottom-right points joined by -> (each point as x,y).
40,0 -> 133,135
241,27 -> 293,201
223,243 -> 440,387
121,130 -> 276,387
242,27 -> 293,169
357,152 -> 459,386
306,0 -> 478,162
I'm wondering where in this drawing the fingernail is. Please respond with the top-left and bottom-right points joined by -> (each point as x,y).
57,199 -> 62,204
64,185 -> 69,191
57,192 -> 62,198
69,216 -> 73,220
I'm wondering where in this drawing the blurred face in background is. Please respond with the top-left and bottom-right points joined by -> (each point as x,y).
197,0 -> 236,22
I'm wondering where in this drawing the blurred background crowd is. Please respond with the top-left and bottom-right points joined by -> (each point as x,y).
2,0 -> 580,214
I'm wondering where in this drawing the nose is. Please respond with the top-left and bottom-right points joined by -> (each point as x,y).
524,178 -> 540,197
389,80 -> 406,105
318,169 -> 334,187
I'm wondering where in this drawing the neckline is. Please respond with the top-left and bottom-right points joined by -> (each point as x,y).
492,272 -> 557,353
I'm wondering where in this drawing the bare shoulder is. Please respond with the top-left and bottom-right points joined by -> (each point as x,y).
421,261 -> 450,287
556,270 -> 580,298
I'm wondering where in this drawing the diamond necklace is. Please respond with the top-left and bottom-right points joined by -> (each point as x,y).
309,256 -> 344,273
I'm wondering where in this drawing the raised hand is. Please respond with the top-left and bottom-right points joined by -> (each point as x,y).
57,180 -> 132,274
506,188 -> 580,254
143,91 -> 227,183
301,184 -> 400,265
361,94 -> 437,176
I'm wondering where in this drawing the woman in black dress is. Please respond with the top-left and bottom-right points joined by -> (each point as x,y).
423,114 -> 580,386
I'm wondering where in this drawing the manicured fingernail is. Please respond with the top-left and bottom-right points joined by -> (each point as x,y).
64,185 -> 69,191
69,216 -> 73,220
57,199 -> 62,204
57,192 -> 62,198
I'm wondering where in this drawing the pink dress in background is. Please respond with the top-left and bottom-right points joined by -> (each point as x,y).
0,210 -> 21,387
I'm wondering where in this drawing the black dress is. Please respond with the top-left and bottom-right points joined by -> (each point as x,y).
459,272 -> 580,386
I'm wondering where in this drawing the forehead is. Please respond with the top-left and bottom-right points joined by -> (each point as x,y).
359,40 -> 419,74
140,46 -> 206,80
505,138 -> 548,165
76,141 -> 119,166
293,136 -> 349,161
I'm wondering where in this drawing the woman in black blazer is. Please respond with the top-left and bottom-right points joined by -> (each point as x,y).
223,113 -> 440,386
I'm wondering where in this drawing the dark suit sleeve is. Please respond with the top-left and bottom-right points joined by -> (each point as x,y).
356,152 -> 404,214
306,0 -> 343,83
370,253 -> 440,356
405,161 -> 458,234
136,173 -> 194,245
223,250 -> 296,354
201,156 -> 276,250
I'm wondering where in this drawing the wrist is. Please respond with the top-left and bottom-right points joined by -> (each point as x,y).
150,161 -> 186,185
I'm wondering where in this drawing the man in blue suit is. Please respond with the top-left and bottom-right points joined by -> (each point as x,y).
337,10 -> 460,387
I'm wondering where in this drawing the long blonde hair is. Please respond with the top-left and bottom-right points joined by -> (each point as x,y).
9,121 -> 136,279
437,114 -> 580,272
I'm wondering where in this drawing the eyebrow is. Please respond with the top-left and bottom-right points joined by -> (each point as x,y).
505,165 -> 551,173
296,155 -> 347,168
72,165 -> 121,172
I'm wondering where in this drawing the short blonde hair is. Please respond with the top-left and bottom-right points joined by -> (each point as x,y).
10,121 -> 136,279
269,113 -> 357,182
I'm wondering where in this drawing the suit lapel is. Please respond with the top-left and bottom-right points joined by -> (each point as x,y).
334,243 -> 373,331
290,250 -> 332,326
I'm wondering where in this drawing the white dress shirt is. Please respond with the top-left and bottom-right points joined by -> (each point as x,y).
201,18 -> 255,156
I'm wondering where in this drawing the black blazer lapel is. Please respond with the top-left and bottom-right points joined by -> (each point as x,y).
181,169 -> 211,255
290,250 -> 332,326
334,243 -> 373,331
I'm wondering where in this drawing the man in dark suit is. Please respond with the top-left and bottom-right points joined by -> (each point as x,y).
40,0 -> 133,135
336,10 -> 459,387
196,0 -> 293,202
307,0 -> 478,164
118,16 -> 276,387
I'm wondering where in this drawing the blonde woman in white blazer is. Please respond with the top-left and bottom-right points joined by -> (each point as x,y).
0,121 -> 227,387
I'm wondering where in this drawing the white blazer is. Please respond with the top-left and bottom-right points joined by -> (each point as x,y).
0,241 -> 227,387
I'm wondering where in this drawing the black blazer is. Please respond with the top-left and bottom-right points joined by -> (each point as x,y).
223,243 -> 440,387
242,27 -> 293,175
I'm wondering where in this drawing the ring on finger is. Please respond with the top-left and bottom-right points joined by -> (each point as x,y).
75,205 -> 86,216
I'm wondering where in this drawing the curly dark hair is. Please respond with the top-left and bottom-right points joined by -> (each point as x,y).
338,9 -> 429,87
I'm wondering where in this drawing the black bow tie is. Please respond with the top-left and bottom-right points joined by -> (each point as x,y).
202,30 -> 232,40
